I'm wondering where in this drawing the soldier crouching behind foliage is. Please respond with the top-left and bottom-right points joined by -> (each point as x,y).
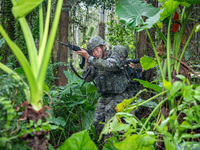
75,36 -> 138,142
113,45 -> 145,116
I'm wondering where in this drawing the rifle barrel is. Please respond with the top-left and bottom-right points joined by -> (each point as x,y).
124,59 -> 140,64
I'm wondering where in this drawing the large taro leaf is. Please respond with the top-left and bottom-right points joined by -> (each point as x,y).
58,130 -> 98,150
12,0 -> 44,19
116,0 -> 161,29
159,0 -> 180,21
137,9 -> 164,31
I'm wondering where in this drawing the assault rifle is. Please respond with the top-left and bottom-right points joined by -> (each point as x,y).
122,58 -> 145,86
59,42 -> 93,81
123,58 -> 140,65
59,42 -> 92,69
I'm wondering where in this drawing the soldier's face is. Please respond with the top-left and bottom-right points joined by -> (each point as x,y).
92,46 -> 103,58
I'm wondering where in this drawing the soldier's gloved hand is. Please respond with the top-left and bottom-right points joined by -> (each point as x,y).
75,48 -> 89,59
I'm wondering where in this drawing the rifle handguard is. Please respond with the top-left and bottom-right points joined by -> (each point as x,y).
124,58 -> 140,64
59,42 -> 81,51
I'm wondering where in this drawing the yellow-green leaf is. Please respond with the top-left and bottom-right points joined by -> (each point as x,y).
12,0 -> 44,18
163,80 -> 172,90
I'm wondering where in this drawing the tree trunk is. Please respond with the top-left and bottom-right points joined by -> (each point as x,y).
1,0 -> 15,65
146,0 -> 158,58
52,36 -> 59,86
57,0 -> 69,86
99,6 -> 105,39
138,30 -> 145,58
82,6 -> 88,44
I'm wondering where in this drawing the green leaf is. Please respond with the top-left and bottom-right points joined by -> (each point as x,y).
170,81 -> 184,96
183,86 -> 193,102
163,80 -> 172,90
100,113 -> 138,140
48,144 -> 55,150
12,0 -> 44,18
50,117 -> 66,127
160,0 -> 180,21
195,24 -> 200,32
164,137 -> 176,150
114,133 -> 155,150
114,134 -> 139,150
43,83 -> 50,93
115,98 -> 135,112
134,79 -> 162,92
137,9 -> 164,31
14,67 -> 25,76
0,38 -> 5,48
0,137 -> 9,146
175,0 -> 200,4
179,2 -> 191,7
140,55 -> 157,70
181,142 -> 200,149
181,133 -> 200,139
37,119 -> 42,126
116,0 -> 160,28
158,0 -> 169,6
176,75 -> 186,81
30,120 -> 34,126
58,130 -> 98,150
103,137 -> 119,150
82,111 -> 94,130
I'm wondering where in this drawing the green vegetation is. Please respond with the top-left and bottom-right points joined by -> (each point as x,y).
0,0 -> 200,149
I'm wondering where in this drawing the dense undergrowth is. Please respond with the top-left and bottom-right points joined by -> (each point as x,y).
0,0 -> 200,150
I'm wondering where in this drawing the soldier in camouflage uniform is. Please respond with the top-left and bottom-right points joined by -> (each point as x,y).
113,45 -> 145,87
113,45 -> 145,118
113,45 -> 128,60
75,36 -> 135,139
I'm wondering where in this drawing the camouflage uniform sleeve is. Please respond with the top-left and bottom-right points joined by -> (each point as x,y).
87,52 -> 123,71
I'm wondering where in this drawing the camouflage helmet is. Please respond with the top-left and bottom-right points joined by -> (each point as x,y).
113,45 -> 128,58
86,36 -> 106,50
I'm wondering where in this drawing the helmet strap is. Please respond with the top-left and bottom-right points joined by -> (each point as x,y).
100,45 -> 106,59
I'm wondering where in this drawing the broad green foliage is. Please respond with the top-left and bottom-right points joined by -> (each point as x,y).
159,0 -> 180,21
48,71 -> 99,146
106,12 -> 136,58
102,0 -> 200,150
0,0 -> 63,111
175,0 -> 200,4
12,0 -> 44,18
116,0 -> 161,29
58,130 -> 98,150
134,79 -> 162,92
102,137 -> 119,150
99,110 -> 157,149
163,80 -> 172,90
100,113 -> 138,139
140,55 -> 157,70
114,133 -> 155,150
